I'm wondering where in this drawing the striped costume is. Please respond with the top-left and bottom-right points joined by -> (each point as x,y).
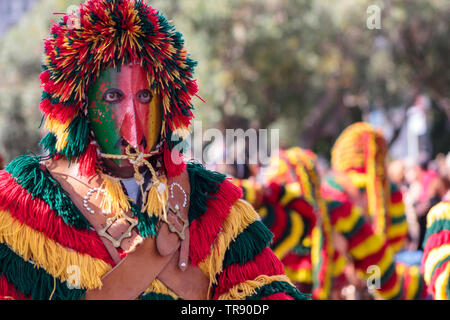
234,148 -> 335,299
323,122 -> 427,299
421,201 -> 450,300
0,0 -> 304,300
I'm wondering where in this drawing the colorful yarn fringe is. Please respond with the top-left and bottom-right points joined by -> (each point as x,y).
39,0 -> 198,178
0,158 -> 303,300
331,122 -> 391,237
421,201 -> 450,300
187,163 -> 306,300
234,148 -> 334,299
322,176 -> 427,300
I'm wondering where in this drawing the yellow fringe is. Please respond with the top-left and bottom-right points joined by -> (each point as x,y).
0,210 -> 111,290
434,263 -> 450,300
284,266 -> 312,284
273,212 -> 304,260
217,274 -> 292,300
350,233 -> 385,260
198,199 -> 259,284
424,244 -> 450,283
99,175 -> 132,218
44,116 -> 75,151
427,202 -> 450,228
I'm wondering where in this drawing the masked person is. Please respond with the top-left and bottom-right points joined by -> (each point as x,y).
0,0 -> 306,301
321,122 -> 427,300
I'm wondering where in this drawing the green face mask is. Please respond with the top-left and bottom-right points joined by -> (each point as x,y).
87,64 -> 163,163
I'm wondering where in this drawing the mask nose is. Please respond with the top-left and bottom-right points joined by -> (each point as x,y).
119,97 -> 145,151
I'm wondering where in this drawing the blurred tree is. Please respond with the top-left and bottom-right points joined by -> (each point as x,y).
0,0 -> 79,162
150,0 -> 449,157
0,0 -> 448,163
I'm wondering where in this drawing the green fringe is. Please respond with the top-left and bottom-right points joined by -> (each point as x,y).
245,281 -> 311,301
327,200 -> 345,213
324,175 -> 345,192
187,162 -> 227,223
5,155 -> 91,230
222,221 -> 273,269
140,292 -> 180,301
291,242 -> 311,256
61,115 -> 90,159
423,219 -> 450,245
312,225 -> 324,293
130,203 -> 159,239
0,244 -> 85,300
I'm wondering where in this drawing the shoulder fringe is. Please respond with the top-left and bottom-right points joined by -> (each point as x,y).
0,210 -> 111,290
217,274 -> 291,300
198,199 -> 259,285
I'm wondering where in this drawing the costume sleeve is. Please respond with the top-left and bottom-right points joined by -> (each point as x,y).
209,199 -> 308,300
421,201 -> 450,300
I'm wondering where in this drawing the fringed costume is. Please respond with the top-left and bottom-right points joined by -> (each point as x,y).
322,122 -> 427,299
0,0 -> 305,301
234,148 -> 335,300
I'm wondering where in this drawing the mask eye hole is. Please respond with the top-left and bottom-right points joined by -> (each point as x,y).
136,89 -> 153,104
103,89 -> 124,103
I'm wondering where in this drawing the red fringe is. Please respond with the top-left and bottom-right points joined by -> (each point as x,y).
0,171 -> 115,266
399,263 -> 411,300
321,183 -> 349,203
390,190 -> 402,204
428,259 -> 449,297
263,183 -> 282,204
289,198 -> 316,231
377,270 -> 399,293
271,203 -> 288,244
40,70 -> 50,86
388,234 -> 407,248
39,99 -> 78,124
422,230 -> 450,262
189,180 -> 243,266
329,201 -> 353,226
347,222 -> 374,249
213,248 -> 285,299
353,243 -> 388,272
0,275 -> 30,300
282,253 -> 312,270
77,143 -> 97,177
